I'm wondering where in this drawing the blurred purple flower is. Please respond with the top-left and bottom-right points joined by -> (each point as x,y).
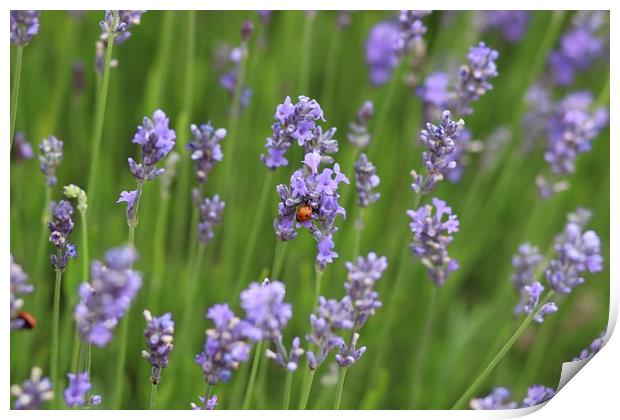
38,135 -> 64,187
354,153 -> 380,208
12,132 -> 34,163
10,254 -> 34,330
453,42 -> 499,116
573,331 -> 605,361
365,21 -> 400,86
187,123 -> 226,183
483,11 -> 530,42
344,252 -> 387,329
240,279 -> 292,340
64,372 -> 91,407
347,101 -> 374,149
470,387 -> 517,410
336,332 -> 366,367
10,11 -> 40,46
398,10 -> 431,53
141,310 -> 174,385
196,194 -> 225,244
191,395 -> 218,410
522,385 -> 554,407
11,367 -> 54,410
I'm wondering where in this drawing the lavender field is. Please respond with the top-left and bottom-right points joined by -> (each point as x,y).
9,10 -> 610,410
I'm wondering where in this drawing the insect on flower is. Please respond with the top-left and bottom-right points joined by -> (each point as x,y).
17,311 -> 36,329
296,205 -> 313,223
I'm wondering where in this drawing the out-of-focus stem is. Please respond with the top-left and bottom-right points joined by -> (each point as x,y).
10,46 -> 23,148
334,367 -> 348,409
50,260 -> 63,408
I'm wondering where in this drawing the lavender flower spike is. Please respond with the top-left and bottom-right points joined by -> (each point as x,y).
573,331 -> 605,361
365,21 -> 400,86
470,387 -> 517,410
522,385 -> 555,407
64,372 -> 92,407
196,194 -> 225,244
128,109 -> 176,181
38,135 -> 64,187
398,11 -> 431,54
141,310 -> 174,385
354,153 -> 381,208
191,395 -> 218,410
336,332 -> 366,367
187,123 -> 227,183
195,304 -> 256,385
511,243 -> 543,315
454,42 -> 499,116
12,132 -> 34,163
240,280 -> 292,340
406,197 -> 460,286
48,200 -> 77,272
344,252 -> 388,329
11,367 -> 54,409
10,255 -> 34,330
74,246 -> 142,347
347,101 -> 374,149
482,11 -> 530,42
522,282 -> 558,323
10,11 -> 40,46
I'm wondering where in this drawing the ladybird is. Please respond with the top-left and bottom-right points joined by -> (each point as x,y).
17,311 -> 36,329
296,205 -> 313,222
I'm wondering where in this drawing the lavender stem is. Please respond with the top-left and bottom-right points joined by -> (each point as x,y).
149,383 -> 158,409
451,290 -> 556,409
282,370 -> 293,409
50,258 -> 63,408
10,45 -> 23,149
241,340 -> 264,409
298,369 -> 316,409
410,286 -> 437,407
334,367 -> 348,409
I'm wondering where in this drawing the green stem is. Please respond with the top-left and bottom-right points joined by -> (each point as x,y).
10,45 -> 23,148
242,340 -> 264,409
234,171 -> 274,295
367,62 -> 402,159
271,240 -> 287,279
150,194 -> 170,308
451,290 -> 555,409
86,17 -> 116,210
282,370 -> 293,410
298,14 -> 314,93
149,383 -> 158,409
298,369 -> 316,409
334,367 -> 348,410
50,265 -> 63,408
314,266 -> 324,307
352,207 -> 366,260
80,211 -> 89,292
410,286 -> 437,407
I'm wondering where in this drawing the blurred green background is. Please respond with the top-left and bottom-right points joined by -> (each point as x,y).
10,10 -> 609,410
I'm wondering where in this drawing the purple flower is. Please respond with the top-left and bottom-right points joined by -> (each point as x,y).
99,10 -> 145,45
354,153 -> 381,208
262,96 -> 335,170
38,135 -> 64,187
187,123 -> 227,183
266,336 -> 305,372
10,11 -> 40,46
141,310 -> 174,385
522,385 -> 555,407
220,47 -> 252,111
74,246 -> 142,347
48,200 -> 77,272
10,255 -> 34,330
411,110 -> 465,194
453,42 -> 499,116
240,280 -> 292,340
347,101 -> 374,149
546,216 -> 603,295
306,296 -> 354,370
365,21 -> 401,85
548,11 -> 605,86
406,197 -> 460,286
417,72 -> 450,109
274,152 -> 349,270
196,194 -> 225,244
90,395 -> 102,406
64,372 -> 91,407
470,387 -> 517,410
12,132 -> 34,163
344,252 -> 387,329
444,127 -> 481,183
522,282 -> 558,323
129,109 -> 176,180
195,304 -> 255,385
336,332 -> 366,367
482,11 -> 530,42
573,331 -> 605,361
117,190 -> 137,221
511,243 -> 543,314
398,10 -> 431,53
11,367 -> 54,410
191,395 -> 218,410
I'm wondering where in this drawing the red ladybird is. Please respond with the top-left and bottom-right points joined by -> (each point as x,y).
296,205 -> 313,223
17,311 -> 36,329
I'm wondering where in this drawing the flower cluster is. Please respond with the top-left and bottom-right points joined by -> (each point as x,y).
453,42 -> 499,116
336,332 -> 366,368
38,135 -> 64,187
347,101 -> 374,149
10,11 -> 40,46
141,310 -> 174,385
261,96 -> 335,170
470,385 -> 555,410
195,304 -> 256,385
191,395 -> 218,410
10,255 -> 34,330
573,331 -> 605,361
306,296 -> 354,369
354,153 -> 381,208
365,21 -> 400,86
481,11 -> 530,42
11,367 -> 54,410
75,246 -> 142,347
196,194 -> 225,244
220,46 -> 252,111
417,72 -> 450,112
128,109 -> 176,181
344,252 -> 388,329
521,281 -> 558,323
548,11 -> 606,86
159,152 -> 181,198
48,200 -> 78,272
12,132 -> 34,163
406,198 -> 460,286
187,123 -> 227,184
274,152 -> 349,269
64,372 -> 91,408
411,110 -> 464,194
96,11 -> 145,73
398,10 -> 431,53
546,215 -> 603,295
511,243 -> 543,314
